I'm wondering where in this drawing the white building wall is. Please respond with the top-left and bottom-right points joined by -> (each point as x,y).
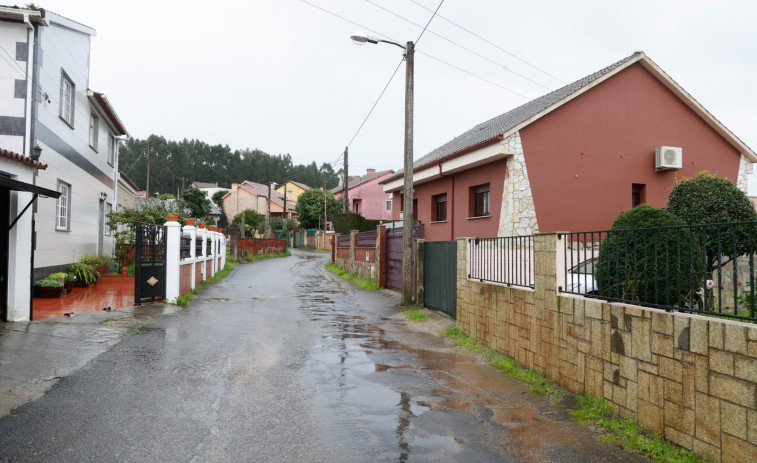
32,13 -> 116,271
0,20 -> 31,154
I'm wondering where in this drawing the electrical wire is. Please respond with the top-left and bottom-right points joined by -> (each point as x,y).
364,0 -> 551,90
407,0 -> 566,85
414,0 -> 445,44
347,59 -> 404,148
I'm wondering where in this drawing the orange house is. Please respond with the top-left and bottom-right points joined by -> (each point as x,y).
381,52 -> 756,241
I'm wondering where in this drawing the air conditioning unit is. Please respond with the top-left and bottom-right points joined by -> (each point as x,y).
655,146 -> 683,171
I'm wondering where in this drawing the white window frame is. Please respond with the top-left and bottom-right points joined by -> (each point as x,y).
59,71 -> 75,127
89,112 -> 99,151
385,200 -> 392,211
57,181 -> 71,231
107,134 -> 116,166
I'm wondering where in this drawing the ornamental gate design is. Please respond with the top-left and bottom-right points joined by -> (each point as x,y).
134,224 -> 167,305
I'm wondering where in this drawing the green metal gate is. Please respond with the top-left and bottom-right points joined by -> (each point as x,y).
294,230 -> 305,247
423,241 -> 457,318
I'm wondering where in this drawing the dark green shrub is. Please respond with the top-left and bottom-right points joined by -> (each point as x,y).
596,204 -> 704,307
333,212 -> 381,234
666,171 -> 757,275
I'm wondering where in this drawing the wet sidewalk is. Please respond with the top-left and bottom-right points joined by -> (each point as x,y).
33,276 -> 135,320
0,303 -> 181,418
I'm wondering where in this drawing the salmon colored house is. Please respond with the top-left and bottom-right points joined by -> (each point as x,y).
333,169 -> 395,220
381,52 -> 756,242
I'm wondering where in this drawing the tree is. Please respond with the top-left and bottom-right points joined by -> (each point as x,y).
232,209 -> 265,236
182,186 -> 211,220
211,190 -> 228,208
295,188 -> 341,229
666,171 -> 757,274
596,204 -> 704,307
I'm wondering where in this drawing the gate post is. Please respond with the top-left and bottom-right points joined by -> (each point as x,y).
209,228 -> 217,277
165,218 -> 181,303
197,224 -> 207,282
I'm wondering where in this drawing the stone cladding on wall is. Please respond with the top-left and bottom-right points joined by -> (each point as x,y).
457,234 -> 757,463
737,154 -> 753,194
497,132 -> 539,237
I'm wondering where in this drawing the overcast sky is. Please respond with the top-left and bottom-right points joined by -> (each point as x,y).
40,0 -> 757,179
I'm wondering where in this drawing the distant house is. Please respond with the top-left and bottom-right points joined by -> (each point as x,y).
381,52 -> 755,241
333,169 -> 394,220
0,7 -> 127,319
192,181 -> 228,201
222,181 -> 296,222
117,170 -> 139,211
275,180 -> 309,203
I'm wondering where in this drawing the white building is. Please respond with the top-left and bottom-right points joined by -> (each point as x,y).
0,7 -> 127,320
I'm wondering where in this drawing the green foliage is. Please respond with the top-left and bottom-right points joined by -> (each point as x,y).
270,216 -> 298,230
117,135 -> 341,197
572,394 -> 703,462
243,250 -> 291,262
324,263 -> 380,289
48,272 -> 67,280
35,278 -> 62,288
182,185 -> 212,220
158,193 -> 175,200
80,254 -> 108,267
667,171 -> 757,273
597,205 -> 704,306
232,209 -> 265,236
404,309 -> 427,322
211,190 -> 228,207
295,188 -> 342,229
106,200 -> 185,233
67,262 -> 99,285
332,212 -> 382,234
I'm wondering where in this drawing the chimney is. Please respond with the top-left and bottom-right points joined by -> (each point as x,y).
366,168 -> 375,175
231,182 -> 238,192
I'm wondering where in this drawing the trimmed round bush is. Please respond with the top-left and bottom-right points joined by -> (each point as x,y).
596,204 -> 704,307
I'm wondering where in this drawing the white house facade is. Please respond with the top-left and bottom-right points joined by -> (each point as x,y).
0,7 -> 127,320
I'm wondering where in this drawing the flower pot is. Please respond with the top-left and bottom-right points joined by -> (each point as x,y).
167,213 -> 179,222
64,281 -> 75,292
35,286 -> 64,298
121,268 -> 128,276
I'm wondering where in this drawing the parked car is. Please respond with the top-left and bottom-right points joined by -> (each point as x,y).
564,257 -> 598,295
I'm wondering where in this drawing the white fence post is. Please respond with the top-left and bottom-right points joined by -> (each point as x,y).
183,221 -> 197,290
164,219 -> 181,303
197,225 -> 207,282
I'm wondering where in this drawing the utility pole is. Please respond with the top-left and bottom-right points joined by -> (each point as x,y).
401,41 -> 415,306
146,138 -> 151,197
283,184 -> 287,246
343,146 -> 349,213
266,183 -> 272,239
323,180 -> 328,231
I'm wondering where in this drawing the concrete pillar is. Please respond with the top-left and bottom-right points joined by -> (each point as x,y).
164,219 -> 182,304
197,226 -> 207,282
183,222 -> 196,290
209,229 -> 217,277
220,232 -> 226,269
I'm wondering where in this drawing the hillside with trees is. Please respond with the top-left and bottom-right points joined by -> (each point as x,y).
119,135 -> 341,196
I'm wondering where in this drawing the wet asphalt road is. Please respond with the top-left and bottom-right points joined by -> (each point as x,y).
0,250 -> 648,462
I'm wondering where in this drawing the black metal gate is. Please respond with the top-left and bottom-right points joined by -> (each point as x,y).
134,224 -> 167,305
423,241 -> 457,318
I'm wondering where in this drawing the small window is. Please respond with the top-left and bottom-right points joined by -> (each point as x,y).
632,183 -> 646,208
353,200 -> 360,214
432,193 -> 447,221
89,113 -> 99,150
57,181 -> 71,230
107,135 -> 116,166
385,200 -> 392,211
59,71 -> 75,127
471,184 -> 490,217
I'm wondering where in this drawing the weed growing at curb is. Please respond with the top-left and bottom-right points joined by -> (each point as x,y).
244,250 -> 292,262
443,328 -> 562,398
572,394 -> 703,463
398,304 -> 427,322
443,328 -> 703,463
325,263 -> 380,290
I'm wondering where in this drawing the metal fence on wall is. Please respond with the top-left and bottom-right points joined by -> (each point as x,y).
559,220 -> 757,322
467,236 -> 534,288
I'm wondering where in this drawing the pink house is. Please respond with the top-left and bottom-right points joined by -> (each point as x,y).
333,169 -> 395,220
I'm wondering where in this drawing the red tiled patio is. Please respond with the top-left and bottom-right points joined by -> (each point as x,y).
33,276 -> 135,320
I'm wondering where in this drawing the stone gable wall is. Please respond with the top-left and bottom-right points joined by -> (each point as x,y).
457,234 -> 757,463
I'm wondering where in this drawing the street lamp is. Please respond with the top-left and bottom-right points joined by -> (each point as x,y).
351,31 -> 415,305
266,182 -> 277,239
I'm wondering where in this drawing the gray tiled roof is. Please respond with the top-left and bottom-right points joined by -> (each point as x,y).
331,170 -> 393,194
406,52 -> 641,173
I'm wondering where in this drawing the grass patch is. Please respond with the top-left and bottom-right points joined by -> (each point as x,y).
443,328 -> 702,462
443,328 -> 563,398
572,394 -> 703,463
325,263 -> 380,290
404,309 -> 427,322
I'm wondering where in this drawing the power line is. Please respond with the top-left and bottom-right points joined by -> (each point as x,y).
407,0 -> 566,85
364,0 -> 552,90
414,0 -> 445,44
347,59 -> 405,148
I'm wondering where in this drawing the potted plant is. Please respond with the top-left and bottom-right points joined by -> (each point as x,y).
48,272 -> 67,286
80,254 -> 107,281
68,262 -> 99,286
114,230 -> 131,274
63,273 -> 76,292
35,277 -> 64,298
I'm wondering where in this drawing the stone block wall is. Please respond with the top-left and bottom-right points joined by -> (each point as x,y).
333,230 -> 380,284
457,233 -> 757,463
